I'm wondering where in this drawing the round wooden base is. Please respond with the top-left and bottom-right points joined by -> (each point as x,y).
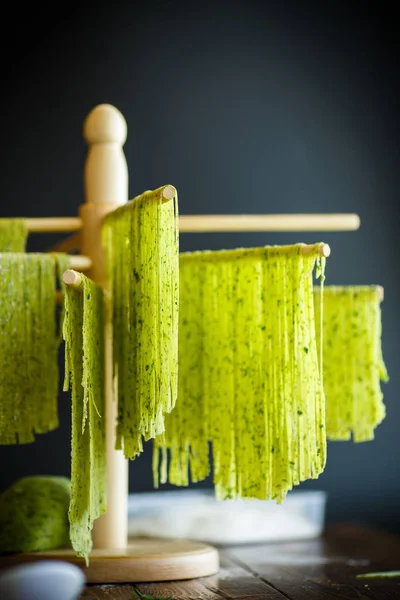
0,538 -> 219,583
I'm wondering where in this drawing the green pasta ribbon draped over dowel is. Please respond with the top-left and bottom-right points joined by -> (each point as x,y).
63,273 -> 106,565
0,252 -> 69,444
314,286 -> 388,442
154,244 -> 327,503
102,186 -> 179,459
0,218 -> 27,252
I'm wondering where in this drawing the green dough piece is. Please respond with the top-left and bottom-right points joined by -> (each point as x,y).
63,273 -> 106,565
0,219 -> 27,252
314,285 -> 388,442
0,253 -> 69,444
102,187 -> 179,459
155,243 -> 327,502
0,476 -> 71,553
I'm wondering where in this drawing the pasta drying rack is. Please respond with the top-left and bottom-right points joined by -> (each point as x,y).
1,104 -> 360,583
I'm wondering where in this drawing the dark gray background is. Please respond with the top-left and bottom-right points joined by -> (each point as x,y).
1,1 -> 399,531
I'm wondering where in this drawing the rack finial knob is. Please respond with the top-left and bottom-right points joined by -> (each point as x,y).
83,104 -> 128,206
84,104 -> 127,146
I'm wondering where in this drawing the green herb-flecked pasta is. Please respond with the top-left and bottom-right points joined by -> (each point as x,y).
63,275 -> 106,563
63,273 -> 106,565
154,259 -> 209,488
154,244 -> 326,503
0,253 -> 68,444
103,187 -> 179,459
54,253 -> 71,342
314,286 -> 388,442
0,218 -> 27,252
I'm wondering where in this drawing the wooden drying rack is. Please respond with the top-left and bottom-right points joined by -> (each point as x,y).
1,104 -> 360,584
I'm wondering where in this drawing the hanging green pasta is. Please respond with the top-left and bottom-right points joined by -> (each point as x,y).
0,218 -> 27,252
154,259 -> 209,488
314,286 -> 388,442
154,244 -> 327,503
63,273 -> 106,564
102,186 -> 179,459
0,253 -> 68,444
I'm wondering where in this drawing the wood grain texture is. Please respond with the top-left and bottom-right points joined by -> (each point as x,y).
135,555 -> 282,599
0,539 -> 219,584
77,526 -> 400,599
81,586 -> 137,599
226,525 -> 400,600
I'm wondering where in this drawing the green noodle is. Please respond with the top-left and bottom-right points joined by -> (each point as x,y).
0,253 -> 68,444
314,286 -> 388,442
0,218 -> 27,252
102,187 -> 179,459
63,273 -> 106,564
154,244 -> 326,502
54,253 -> 71,342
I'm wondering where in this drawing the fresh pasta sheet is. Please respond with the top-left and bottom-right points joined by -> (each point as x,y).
0,218 -> 27,252
102,187 -> 179,459
314,286 -> 388,442
154,244 -> 326,503
63,273 -> 106,564
0,253 -> 69,444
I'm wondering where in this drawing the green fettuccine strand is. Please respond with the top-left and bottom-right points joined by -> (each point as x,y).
154,258 -> 209,488
154,244 -> 326,502
103,187 -> 179,459
314,286 -> 388,442
0,218 -> 27,252
54,253 -> 71,342
63,273 -> 106,565
0,252 -> 68,444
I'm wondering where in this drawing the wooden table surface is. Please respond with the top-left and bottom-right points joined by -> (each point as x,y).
80,525 -> 400,599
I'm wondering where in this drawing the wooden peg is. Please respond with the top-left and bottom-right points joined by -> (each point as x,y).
305,242 -> 331,258
62,269 -> 83,288
162,184 -> 177,202
83,104 -> 128,207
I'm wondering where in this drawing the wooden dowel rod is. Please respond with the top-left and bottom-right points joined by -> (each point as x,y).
180,243 -> 331,262
62,269 -> 83,288
178,213 -> 360,232
25,213 -> 360,234
68,255 -> 92,270
128,185 -> 177,207
50,233 -> 81,253
57,273 -> 111,303
162,184 -> 177,202
303,243 -> 331,258
26,217 -> 82,232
